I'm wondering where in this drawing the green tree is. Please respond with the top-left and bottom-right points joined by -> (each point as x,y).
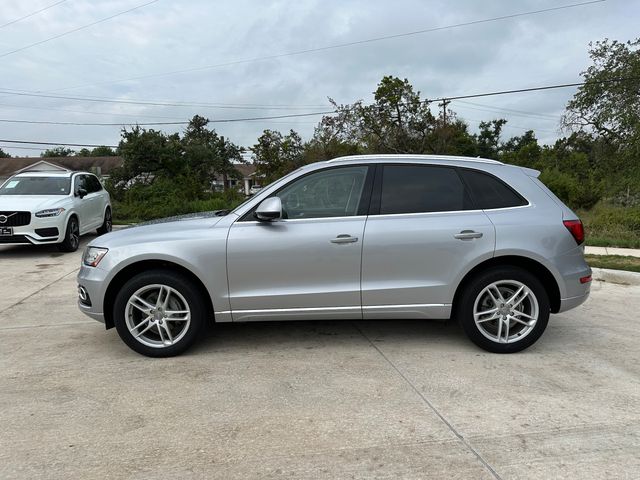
0,148 -> 10,158
252,129 -> 304,183
76,146 -> 117,157
114,127 -> 183,186
320,76 -> 438,154
42,146 -> 74,157
182,115 -> 244,190
474,119 -> 507,159
563,38 -> 640,143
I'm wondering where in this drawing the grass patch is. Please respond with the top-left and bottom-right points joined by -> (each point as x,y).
585,254 -> 640,273
580,204 -> 640,249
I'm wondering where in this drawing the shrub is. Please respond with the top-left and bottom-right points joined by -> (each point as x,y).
109,176 -> 245,223
539,169 -> 601,210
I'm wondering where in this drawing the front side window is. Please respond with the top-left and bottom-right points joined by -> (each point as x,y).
276,166 -> 369,219
380,165 -> 470,214
0,176 -> 71,195
74,175 -> 88,194
458,169 -> 527,209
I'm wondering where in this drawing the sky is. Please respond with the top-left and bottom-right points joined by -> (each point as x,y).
0,0 -> 638,157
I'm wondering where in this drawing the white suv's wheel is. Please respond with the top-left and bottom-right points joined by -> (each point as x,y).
57,216 -> 80,252
457,266 -> 550,353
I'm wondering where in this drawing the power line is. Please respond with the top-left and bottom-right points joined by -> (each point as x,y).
0,88 -> 329,110
0,144 -> 47,152
0,110 -> 335,126
0,101 -> 189,121
41,0 -> 605,92
435,82 -> 587,102
0,139 -> 118,148
1,76 -> 637,127
0,0 -> 159,59
452,101 -> 559,121
0,0 -> 68,30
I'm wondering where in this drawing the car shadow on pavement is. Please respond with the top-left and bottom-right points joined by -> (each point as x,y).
189,318 -> 476,356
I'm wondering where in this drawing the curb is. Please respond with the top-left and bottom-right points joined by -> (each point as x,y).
585,246 -> 640,258
591,267 -> 640,286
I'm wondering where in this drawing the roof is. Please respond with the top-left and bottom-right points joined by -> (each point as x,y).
15,171 -> 75,178
234,163 -> 257,178
326,154 -> 503,165
0,156 -> 124,178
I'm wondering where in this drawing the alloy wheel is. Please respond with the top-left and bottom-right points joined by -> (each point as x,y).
125,284 -> 191,348
105,210 -> 112,232
473,280 -> 539,344
70,219 -> 80,250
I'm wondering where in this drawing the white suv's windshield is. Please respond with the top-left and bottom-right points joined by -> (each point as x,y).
0,176 -> 71,195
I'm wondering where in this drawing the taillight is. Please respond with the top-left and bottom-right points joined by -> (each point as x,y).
563,219 -> 585,245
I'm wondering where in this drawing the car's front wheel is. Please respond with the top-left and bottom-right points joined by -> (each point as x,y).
57,216 -> 80,252
113,269 -> 207,357
457,266 -> 550,353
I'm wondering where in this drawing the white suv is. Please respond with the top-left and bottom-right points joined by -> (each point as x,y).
0,171 -> 112,252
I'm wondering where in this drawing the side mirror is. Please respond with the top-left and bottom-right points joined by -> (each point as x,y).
76,188 -> 88,199
255,197 -> 282,221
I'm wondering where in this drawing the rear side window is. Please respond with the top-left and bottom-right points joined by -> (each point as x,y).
380,165 -> 471,214
459,169 -> 527,209
86,175 -> 103,193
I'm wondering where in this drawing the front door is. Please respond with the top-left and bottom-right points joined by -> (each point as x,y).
361,164 -> 496,319
226,165 -> 373,321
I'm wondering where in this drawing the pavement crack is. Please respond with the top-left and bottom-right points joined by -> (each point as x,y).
0,268 -> 78,316
352,322 -> 503,480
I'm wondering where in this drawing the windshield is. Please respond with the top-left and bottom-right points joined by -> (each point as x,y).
0,176 -> 71,195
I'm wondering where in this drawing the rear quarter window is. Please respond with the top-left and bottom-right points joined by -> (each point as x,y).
459,169 -> 528,209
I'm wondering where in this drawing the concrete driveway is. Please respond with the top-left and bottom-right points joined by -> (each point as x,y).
1,238 -> 639,479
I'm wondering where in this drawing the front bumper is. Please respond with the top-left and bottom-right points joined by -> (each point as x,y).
77,264 -> 109,325
0,215 -> 65,245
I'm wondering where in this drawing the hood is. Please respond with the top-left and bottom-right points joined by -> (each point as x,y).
0,195 -> 70,212
90,211 -> 228,248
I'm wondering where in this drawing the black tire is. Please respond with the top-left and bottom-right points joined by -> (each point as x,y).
113,269 -> 207,357
97,207 -> 112,235
456,266 -> 550,353
57,216 -> 80,252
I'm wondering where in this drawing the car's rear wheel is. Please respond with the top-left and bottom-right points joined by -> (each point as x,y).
97,207 -> 112,235
57,216 -> 80,252
113,269 -> 206,357
457,266 -> 550,353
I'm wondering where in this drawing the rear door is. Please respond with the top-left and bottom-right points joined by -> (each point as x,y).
85,174 -> 106,227
73,175 -> 94,232
361,164 -> 496,319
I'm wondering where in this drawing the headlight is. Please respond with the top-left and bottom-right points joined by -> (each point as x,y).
83,247 -> 108,267
35,208 -> 65,218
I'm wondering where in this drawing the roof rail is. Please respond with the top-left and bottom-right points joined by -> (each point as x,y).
326,154 -> 503,165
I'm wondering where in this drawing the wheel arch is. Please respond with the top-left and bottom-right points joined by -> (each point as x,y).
63,211 -> 79,234
452,255 -> 561,314
103,259 -> 214,329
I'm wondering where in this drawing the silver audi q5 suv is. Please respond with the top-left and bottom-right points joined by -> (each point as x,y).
77,155 -> 591,357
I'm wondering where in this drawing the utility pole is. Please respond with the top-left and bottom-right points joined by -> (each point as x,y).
439,98 -> 450,126
438,98 -> 451,153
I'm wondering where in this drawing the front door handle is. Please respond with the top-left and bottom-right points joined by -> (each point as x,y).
454,230 -> 483,240
330,234 -> 358,244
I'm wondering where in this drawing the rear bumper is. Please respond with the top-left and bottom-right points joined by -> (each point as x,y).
558,290 -> 590,313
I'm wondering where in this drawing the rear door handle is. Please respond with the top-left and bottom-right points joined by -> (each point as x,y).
330,234 -> 358,244
454,230 -> 483,240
